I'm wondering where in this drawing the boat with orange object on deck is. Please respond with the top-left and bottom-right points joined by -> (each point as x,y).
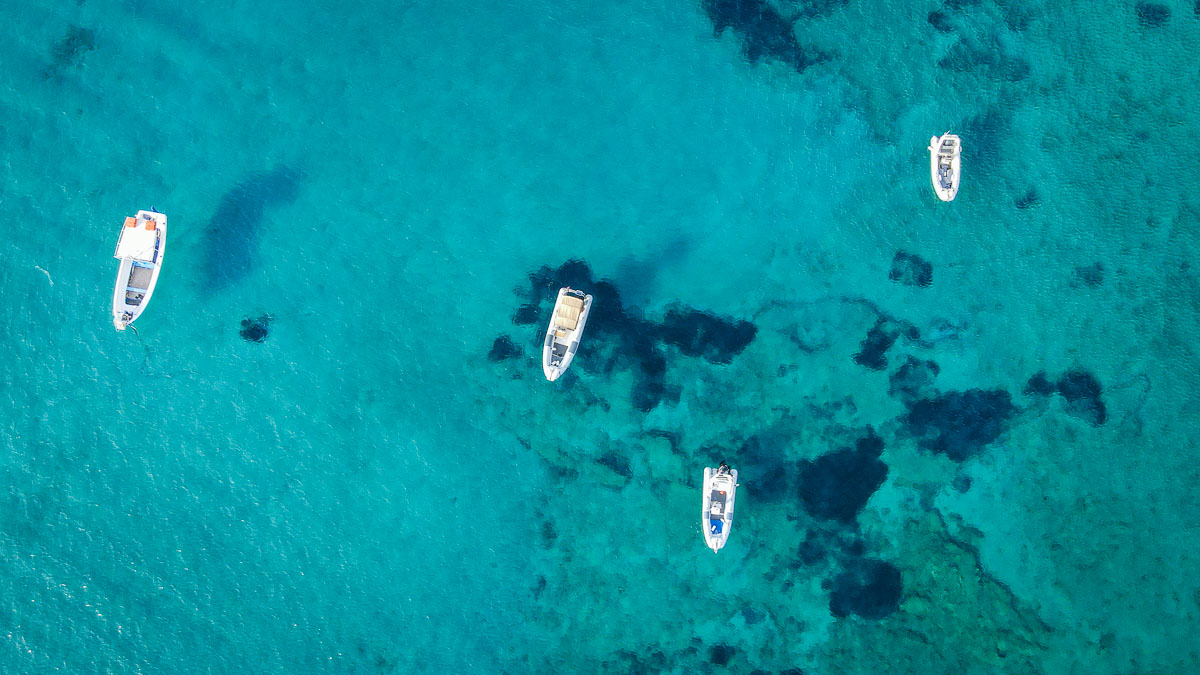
112,209 -> 167,331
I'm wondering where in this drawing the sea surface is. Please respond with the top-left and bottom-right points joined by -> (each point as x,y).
1,0 -> 1199,672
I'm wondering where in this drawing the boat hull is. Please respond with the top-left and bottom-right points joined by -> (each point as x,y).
542,287 -> 593,381
112,210 -> 167,331
702,467 -> 738,553
929,134 -> 962,202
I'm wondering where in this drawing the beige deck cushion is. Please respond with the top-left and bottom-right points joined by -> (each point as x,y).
554,295 -> 584,331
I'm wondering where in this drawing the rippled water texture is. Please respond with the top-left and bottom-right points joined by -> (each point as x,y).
1,0 -> 1198,672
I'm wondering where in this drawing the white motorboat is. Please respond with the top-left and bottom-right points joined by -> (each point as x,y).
929,132 -> 962,202
112,209 -> 167,330
542,287 -> 593,381
702,462 -> 738,553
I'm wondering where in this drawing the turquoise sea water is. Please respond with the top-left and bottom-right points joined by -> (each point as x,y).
2,0 -> 1200,671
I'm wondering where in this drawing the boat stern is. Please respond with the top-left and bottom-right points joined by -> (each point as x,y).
705,532 -> 726,553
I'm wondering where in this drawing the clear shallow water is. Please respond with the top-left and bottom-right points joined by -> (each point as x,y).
2,0 -> 1199,672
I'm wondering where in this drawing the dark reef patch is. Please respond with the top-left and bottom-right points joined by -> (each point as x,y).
829,559 -> 902,619
1015,188 -> 1040,209
702,0 -> 828,73
903,389 -> 1015,461
659,308 -> 756,364
521,260 -> 754,410
798,430 -> 888,523
853,317 -> 918,371
928,9 -> 954,32
888,356 -> 940,403
731,433 -> 793,502
853,319 -> 898,371
1072,262 -> 1105,288
540,520 -> 557,547
597,452 -> 633,479
888,251 -> 933,288
798,528 -> 830,565
629,348 -> 671,412
487,335 -> 522,362
1025,369 -> 1107,425
513,303 -> 540,325
952,473 -> 972,493
708,644 -> 736,666
46,25 -> 96,78
239,315 -> 272,343
739,606 -> 764,625
960,110 -> 1010,171
1136,2 -> 1171,27
1023,371 -> 1056,396
937,34 -> 1030,82
794,525 -> 866,569
203,166 -> 304,292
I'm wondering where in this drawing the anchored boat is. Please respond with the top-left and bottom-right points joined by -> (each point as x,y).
929,132 -> 962,202
702,462 -> 738,553
542,287 -> 593,381
112,210 -> 167,330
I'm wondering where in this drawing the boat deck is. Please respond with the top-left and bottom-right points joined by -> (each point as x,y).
128,264 -> 153,290
116,216 -> 160,262
708,488 -> 728,516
